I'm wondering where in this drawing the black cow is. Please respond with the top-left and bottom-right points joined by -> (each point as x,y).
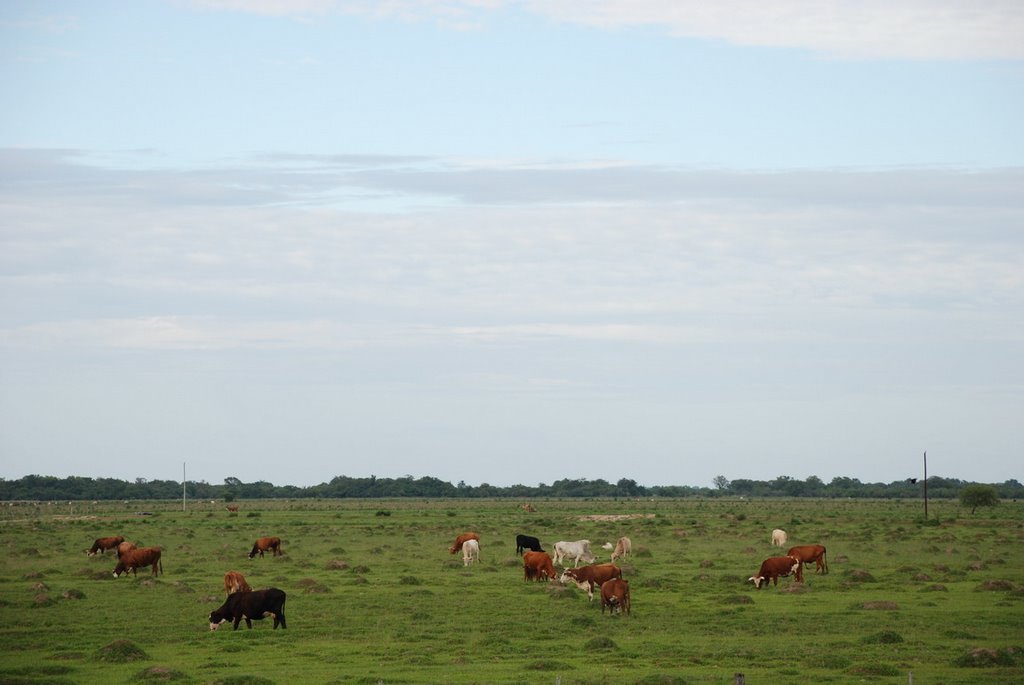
515,534 -> 544,555
208,588 -> 287,630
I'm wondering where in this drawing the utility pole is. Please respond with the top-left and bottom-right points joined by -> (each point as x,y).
182,462 -> 187,513
923,451 -> 928,520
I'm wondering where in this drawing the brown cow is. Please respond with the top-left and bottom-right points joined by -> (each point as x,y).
113,546 -> 162,578
224,570 -> 252,595
560,563 -> 623,601
787,544 -> 828,574
226,504 -> 240,512
116,541 -> 137,559
522,551 -> 558,582
448,532 -> 479,555
88,536 -> 125,556
749,555 -> 802,589
248,537 -> 282,559
600,578 -> 631,615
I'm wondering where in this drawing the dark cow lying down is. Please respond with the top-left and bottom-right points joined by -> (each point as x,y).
209,588 -> 287,630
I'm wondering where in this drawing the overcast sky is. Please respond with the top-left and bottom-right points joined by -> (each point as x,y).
1,1 -> 1021,489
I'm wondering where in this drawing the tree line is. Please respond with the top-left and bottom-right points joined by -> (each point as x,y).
0,473 -> 1020,502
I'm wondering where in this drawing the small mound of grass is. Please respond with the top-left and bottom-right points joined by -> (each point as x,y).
133,665 -> 194,682
635,675 -> 688,685
859,601 -> 899,610
863,630 -> 904,644
846,569 -> 876,582
846,663 -> 900,676
62,589 -> 86,600
922,583 -> 948,592
524,660 -> 569,671
325,560 -> 348,570
96,639 -> 150,663
208,677 -> 275,685
32,593 -> 57,608
585,636 -> 618,650
978,579 -> 1015,591
721,595 -> 754,605
399,576 -> 422,586
953,647 -> 1019,667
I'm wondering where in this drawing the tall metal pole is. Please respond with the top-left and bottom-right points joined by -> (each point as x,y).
182,462 -> 187,513
923,451 -> 928,520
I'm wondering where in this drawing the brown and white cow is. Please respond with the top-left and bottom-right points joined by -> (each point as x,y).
787,544 -> 828,574
560,563 -> 622,601
116,541 -> 137,559
113,546 -> 162,578
462,539 -> 480,566
771,528 -> 788,547
88,536 -> 125,556
448,532 -> 479,555
248,537 -> 282,559
522,551 -> 558,582
224,570 -> 252,595
611,536 -> 632,562
600,578 -> 631,615
749,555 -> 802,589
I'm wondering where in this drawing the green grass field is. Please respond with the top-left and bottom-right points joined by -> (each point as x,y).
0,497 -> 1021,684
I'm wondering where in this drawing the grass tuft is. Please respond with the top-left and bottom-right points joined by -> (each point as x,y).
133,665 -> 194,682
953,647 -> 1019,667
96,639 -> 150,663
862,630 -> 904,644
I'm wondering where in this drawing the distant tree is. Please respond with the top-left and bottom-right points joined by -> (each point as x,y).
959,484 -> 999,514
713,475 -> 730,491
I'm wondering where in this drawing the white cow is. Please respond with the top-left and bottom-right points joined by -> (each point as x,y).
771,529 -> 788,547
462,538 -> 479,566
553,540 -> 595,567
611,536 -> 632,562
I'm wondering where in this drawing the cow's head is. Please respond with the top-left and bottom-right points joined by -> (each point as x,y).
208,610 -> 228,631
748,575 -> 765,589
112,563 -> 127,578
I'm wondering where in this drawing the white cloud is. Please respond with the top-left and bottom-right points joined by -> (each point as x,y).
181,0 -> 1024,60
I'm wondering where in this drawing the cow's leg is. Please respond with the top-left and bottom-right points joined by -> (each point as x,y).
232,618 -> 242,630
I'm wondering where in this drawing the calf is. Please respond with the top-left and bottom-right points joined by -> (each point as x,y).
113,546 -> 162,578
600,578 -> 631,615
553,539 -> 595,567
611,536 -> 632,562
522,551 -> 557,582
448,532 -> 479,555
771,529 -> 788,547
248,536 -> 282,559
208,588 -> 287,630
560,563 -> 622,601
462,539 -> 480,566
787,544 -> 828,574
515,534 -> 543,555
88,536 -> 124,556
749,555 -> 802,589
223,570 -> 252,595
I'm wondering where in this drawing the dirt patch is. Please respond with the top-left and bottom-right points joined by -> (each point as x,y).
577,514 -> 656,521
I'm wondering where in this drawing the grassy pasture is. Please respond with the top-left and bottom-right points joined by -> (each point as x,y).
0,497 -> 1021,684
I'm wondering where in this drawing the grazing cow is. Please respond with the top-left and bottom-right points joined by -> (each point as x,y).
116,541 -> 137,559
521,503 -> 537,512
611,536 -> 632,562
448,532 -> 479,555
223,570 -> 252,595
749,556 -> 802,589
787,544 -> 828,574
522,551 -> 558,582
462,539 -> 480,566
226,504 -> 239,512
515,534 -> 544,555
88,536 -> 125,556
248,536 -> 282,559
600,578 -> 631,615
560,563 -> 622,601
113,546 -> 162,578
208,587 -> 287,630
553,540 -> 596,567
771,529 -> 788,547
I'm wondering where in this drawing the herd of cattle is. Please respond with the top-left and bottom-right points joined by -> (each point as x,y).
87,524 -> 827,629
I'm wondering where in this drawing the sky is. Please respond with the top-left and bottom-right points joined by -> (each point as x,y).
1,1 -> 1022,489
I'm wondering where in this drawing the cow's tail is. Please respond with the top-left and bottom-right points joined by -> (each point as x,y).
822,548 -> 828,574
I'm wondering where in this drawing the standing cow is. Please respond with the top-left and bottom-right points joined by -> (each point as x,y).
515,534 -> 544,555
448,532 -> 479,555
611,536 -> 632,562
462,539 -> 480,566
88,536 -> 125,556
600,578 -> 631,615
248,537 -> 282,558
749,556 -> 802,589
113,546 -> 162,578
208,588 -> 287,630
561,563 -> 622,601
787,545 -> 828,574
224,570 -> 252,595
522,551 -> 558,581
771,529 -> 788,547
553,540 -> 595,567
